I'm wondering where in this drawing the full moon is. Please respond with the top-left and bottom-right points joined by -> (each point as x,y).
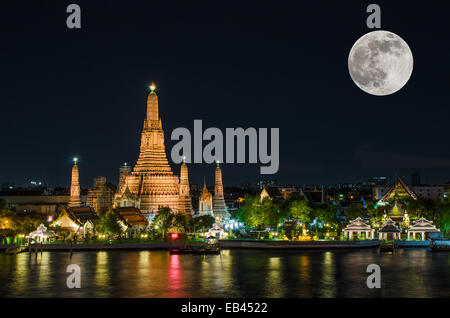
348,30 -> 413,96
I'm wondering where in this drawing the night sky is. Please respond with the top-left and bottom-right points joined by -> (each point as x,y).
1,1 -> 450,188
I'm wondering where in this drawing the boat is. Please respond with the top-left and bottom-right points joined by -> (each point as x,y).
430,239 -> 450,252
169,243 -> 221,255
4,245 -> 28,255
204,246 -> 220,254
169,246 -> 193,254
379,241 -> 395,253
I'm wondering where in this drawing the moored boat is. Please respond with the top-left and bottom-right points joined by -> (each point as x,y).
430,239 -> 450,252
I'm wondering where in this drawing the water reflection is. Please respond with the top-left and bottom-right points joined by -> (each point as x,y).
94,251 -> 110,296
266,257 -> 282,297
168,254 -> 185,297
320,252 -> 336,298
0,249 -> 448,298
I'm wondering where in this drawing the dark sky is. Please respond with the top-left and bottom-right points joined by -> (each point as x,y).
1,0 -> 450,188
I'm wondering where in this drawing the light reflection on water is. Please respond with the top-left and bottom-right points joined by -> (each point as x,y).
0,248 -> 449,298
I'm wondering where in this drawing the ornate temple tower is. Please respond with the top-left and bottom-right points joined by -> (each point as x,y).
115,83 -> 180,216
117,162 -> 131,193
212,161 -> 229,221
178,158 -> 193,215
69,158 -> 82,207
198,178 -> 213,216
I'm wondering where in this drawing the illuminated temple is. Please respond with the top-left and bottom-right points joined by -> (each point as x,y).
114,83 -> 189,216
377,177 -> 417,227
68,159 -> 82,207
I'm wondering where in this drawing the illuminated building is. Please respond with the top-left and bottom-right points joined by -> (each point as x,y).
378,217 -> 401,240
114,207 -> 149,236
68,158 -> 82,207
114,83 -> 192,217
342,217 -> 375,239
198,179 -> 213,217
374,176 -> 444,202
375,177 -> 418,204
212,161 -> 229,221
86,177 -> 115,215
51,206 -> 98,237
117,163 -> 131,193
178,158 -> 194,215
260,185 -> 283,201
406,217 -> 441,240
114,182 -> 140,208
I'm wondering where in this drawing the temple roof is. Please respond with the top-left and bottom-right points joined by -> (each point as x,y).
200,180 -> 212,200
343,217 -> 373,231
261,185 -> 283,199
408,217 -> 440,232
379,177 -> 418,203
115,207 -> 148,227
52,206 -> 98,227
389,199 -> 404,217
68,206 -> 99,224
379,217 -> 401,233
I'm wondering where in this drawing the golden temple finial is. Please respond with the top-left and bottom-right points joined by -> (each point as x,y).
73,157 -> 78,165
216,160 -> 220,167
150,82 -> 156,92
182,156 -> 186,164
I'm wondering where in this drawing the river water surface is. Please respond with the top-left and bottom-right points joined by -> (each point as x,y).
0,248 -> 449,297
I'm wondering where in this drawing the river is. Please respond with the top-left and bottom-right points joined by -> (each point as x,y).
0,248 -> 448,297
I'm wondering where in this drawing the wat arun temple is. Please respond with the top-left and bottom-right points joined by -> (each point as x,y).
110,83 -> 229,221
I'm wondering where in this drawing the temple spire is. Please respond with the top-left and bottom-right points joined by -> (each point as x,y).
202,176 -> 208,192
178,158 -> 193,215
213,161 -> 229,221
68,157 -> 82,207
147,82 -> 159,122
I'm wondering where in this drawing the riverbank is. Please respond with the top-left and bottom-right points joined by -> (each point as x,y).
0,239 -> 383,252
220,239 -> 381,249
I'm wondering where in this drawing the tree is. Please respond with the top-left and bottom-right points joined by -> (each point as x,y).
152,207 -> 174,239
237,195 -> 260,228
289,198 -> 312,223
314,204 -> 337,224
365,200 -> 377,217
237,195 -> 281,231
345,203 -> 365,221
192,215 -> 215,232
289,198 -> 312,237
407,198 -> 437,220
97,212 -> 122,236
440,205 -> 450,236
172,212 -> 189,233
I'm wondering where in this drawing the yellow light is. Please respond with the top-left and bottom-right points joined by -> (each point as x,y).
150,82 -> 156,92
73,157 -> 78,163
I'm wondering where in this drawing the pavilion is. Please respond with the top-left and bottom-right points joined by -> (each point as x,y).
378,217 -> 401,240
27,224 -> 57,242
406,217 -> 440,240
343,217 -> 375,239
51,206 -> 98,237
